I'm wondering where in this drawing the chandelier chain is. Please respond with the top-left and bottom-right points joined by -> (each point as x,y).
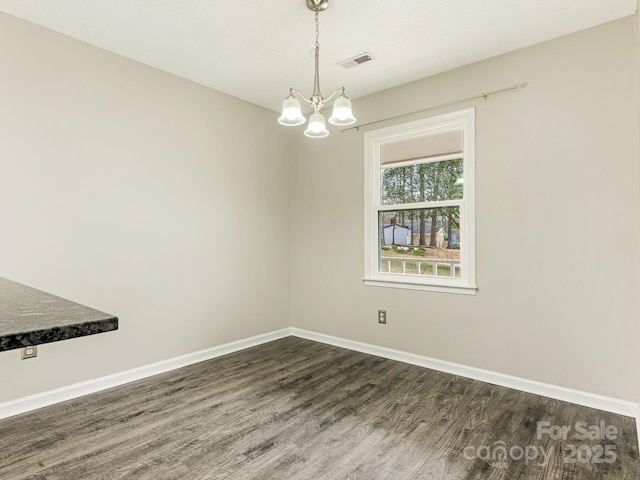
315,11 -> 320,49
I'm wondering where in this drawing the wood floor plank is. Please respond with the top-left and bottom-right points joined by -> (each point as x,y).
1,336 -> 638,479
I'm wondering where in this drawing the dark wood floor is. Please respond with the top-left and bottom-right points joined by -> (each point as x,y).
1,337 -> 638,479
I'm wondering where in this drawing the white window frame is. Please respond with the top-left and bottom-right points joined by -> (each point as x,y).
363,108 -> 477,295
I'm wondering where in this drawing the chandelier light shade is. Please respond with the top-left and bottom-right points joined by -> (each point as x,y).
278,94 -> 305,126
278,0 -> 356,138
304,113 -> 329,138
328,94 -> 356,125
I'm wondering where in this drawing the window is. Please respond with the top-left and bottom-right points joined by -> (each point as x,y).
364,108 -> 476,294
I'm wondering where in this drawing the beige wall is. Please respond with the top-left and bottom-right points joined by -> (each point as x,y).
0,13 -> 291,402
290,17 -> 640,402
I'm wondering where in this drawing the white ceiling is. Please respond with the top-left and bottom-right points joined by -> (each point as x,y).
0,0 -> 636,113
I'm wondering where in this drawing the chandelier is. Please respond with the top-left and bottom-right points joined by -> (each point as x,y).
278,0 -> 356,138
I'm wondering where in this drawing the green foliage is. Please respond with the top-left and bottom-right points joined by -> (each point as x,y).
381,158 -> 463,205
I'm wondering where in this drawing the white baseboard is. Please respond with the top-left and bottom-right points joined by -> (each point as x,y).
290,328 -> 640,419
3,325 -> 639,452
0,328 -> 292,420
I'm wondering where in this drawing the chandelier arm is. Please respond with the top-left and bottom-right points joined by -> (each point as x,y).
289,88 -> 313,105
324,87 -> 346,104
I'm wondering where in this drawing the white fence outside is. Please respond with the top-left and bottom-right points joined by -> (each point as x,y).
380,257 -> 460,277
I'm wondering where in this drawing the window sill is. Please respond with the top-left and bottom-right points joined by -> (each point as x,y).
362,277 -> 477,295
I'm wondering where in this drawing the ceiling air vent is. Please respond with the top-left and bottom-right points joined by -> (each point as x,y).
338,52 -> 373,69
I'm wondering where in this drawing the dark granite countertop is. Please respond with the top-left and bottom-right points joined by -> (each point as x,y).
0,277 -> 118,352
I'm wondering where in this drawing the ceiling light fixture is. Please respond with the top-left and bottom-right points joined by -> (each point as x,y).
278,0 -> 356,138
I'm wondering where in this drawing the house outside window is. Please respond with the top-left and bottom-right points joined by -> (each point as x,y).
363,108 -> 477,294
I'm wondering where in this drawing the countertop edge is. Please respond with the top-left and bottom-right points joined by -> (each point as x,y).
0,316 -> 118,352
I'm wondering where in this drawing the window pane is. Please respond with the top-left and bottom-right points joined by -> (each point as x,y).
380,158 -> 463,205
378,207 -> 461,278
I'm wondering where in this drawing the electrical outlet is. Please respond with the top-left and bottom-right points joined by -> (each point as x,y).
21,346 -> 37,360
378,309 -> 387,324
